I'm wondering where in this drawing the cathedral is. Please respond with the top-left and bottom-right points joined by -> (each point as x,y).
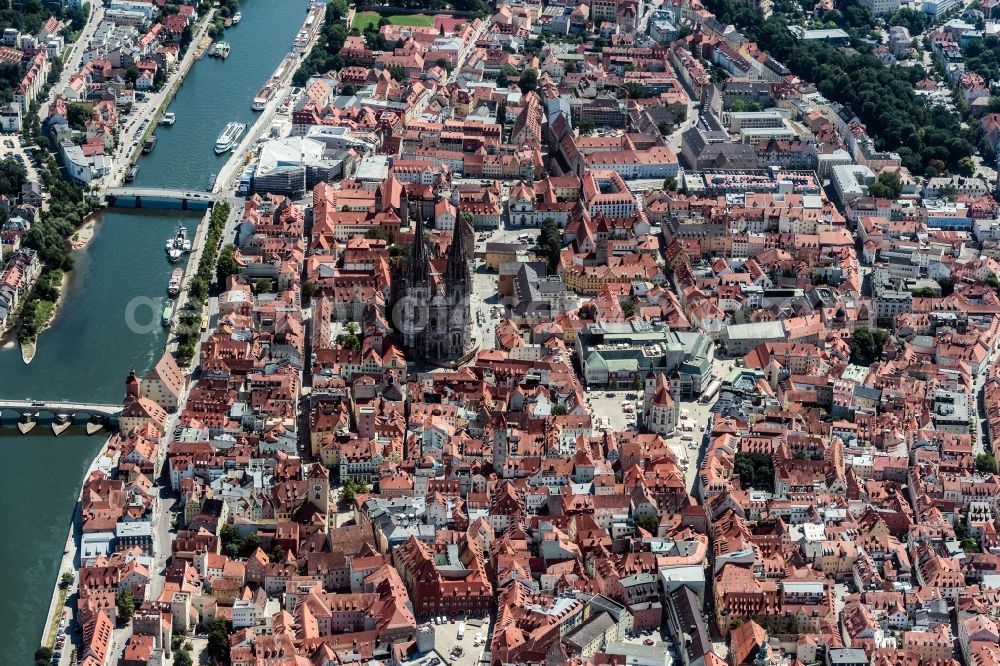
396,210 -> 474,361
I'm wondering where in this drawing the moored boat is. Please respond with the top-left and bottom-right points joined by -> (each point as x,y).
168,268 -> 183,296
159,112 -> 176,126
142,134 -> 157,153
166,225 -> 189,262
124,164 -> 138,182
215,122 -> 247,154
162,303 -> 174,327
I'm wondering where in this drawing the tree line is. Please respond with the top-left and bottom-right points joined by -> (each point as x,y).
704,0 -> 993,174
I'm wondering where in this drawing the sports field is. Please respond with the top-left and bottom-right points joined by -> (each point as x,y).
352,12 -> 436,30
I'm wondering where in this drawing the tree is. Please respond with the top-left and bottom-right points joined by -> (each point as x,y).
551,403 -> 568,415
35,647 -> 53,666
578,118 -> 595,134
534,218 -> 562,273
976,453 -> 996,473
253,278 -> 275,294
60,571 -> 74,588
174,649 -> 193,666
849,326 -> 889,366
335,322 -> 361,350
632,374 -> 643,392
206,616 -> 232,664
459,210 -> 475,229
124,64 -> 140,85
958,156 -> 976,176
868,171 -> 902,199
240,533 -> 262,558
341,478 -> 358,505
620,83 -> 649,99
663,176 -> 677,191
733,452 -> 775,491
635,514 -> 659,534
387,64 -> 405,81
216,244 -> 240,285
938,277 -> 955,296
0,155 -> 26,196
220,523 -> 239,549
117,590 -> 135,621
518,69 -> 538,93
938,183 -> 958,201
340,478 -> 370,505
623,298 -> 637,318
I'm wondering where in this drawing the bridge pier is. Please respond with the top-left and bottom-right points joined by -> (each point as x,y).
86,415 -> 107,435
135,195 -> 142,209
17,413 -> 37,434
52,414 -> 72,436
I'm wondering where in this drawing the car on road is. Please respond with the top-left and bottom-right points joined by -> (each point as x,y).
643,639 -> 655,646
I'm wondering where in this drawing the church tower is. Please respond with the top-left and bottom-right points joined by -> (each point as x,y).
400,209 -> 431,353
397,205 -> 473,361
441,212 -> 473,356
125,369 -> 141,402
307,463 -> 330,530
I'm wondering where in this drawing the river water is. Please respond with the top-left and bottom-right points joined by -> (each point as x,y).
0,2 -> 304,660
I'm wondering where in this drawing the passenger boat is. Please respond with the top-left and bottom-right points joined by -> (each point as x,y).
162,303 -> 174,327
142,134 -> 157,153
165,225 -> 190,262
167,268 -> 183,296
207,172 -> 217,192
124,164 -> 138,182
252,53 -> 298,110
215,122 -> 247,154
159,112 -> 176,126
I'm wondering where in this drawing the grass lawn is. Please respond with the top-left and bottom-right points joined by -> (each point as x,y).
353,12 -> 436,30
387,14 -> 435,26
351,11 -> 380,31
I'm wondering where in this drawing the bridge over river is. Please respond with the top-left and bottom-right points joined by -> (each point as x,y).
105,187 -> 218,210
0,400 -> 121,435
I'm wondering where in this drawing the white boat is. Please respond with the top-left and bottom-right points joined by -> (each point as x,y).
159,112 -> 176,126
214,121 -> 247,154
232,11 -> 242,24
168,268 -> 183,296
253,53 -> 298,110
166,225 -> 189,262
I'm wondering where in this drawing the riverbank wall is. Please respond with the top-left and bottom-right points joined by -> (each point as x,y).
38,433 -> 112,653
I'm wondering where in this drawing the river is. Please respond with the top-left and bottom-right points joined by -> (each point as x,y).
0,2 -> 305,660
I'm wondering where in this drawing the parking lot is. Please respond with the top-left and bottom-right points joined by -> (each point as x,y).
0,134 -> 43,196
587,389 -> 641,434
431,616 -> 491,666
610,626 -> 681,665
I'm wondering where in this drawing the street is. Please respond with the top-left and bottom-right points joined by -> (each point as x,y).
38,3 -> 103,122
